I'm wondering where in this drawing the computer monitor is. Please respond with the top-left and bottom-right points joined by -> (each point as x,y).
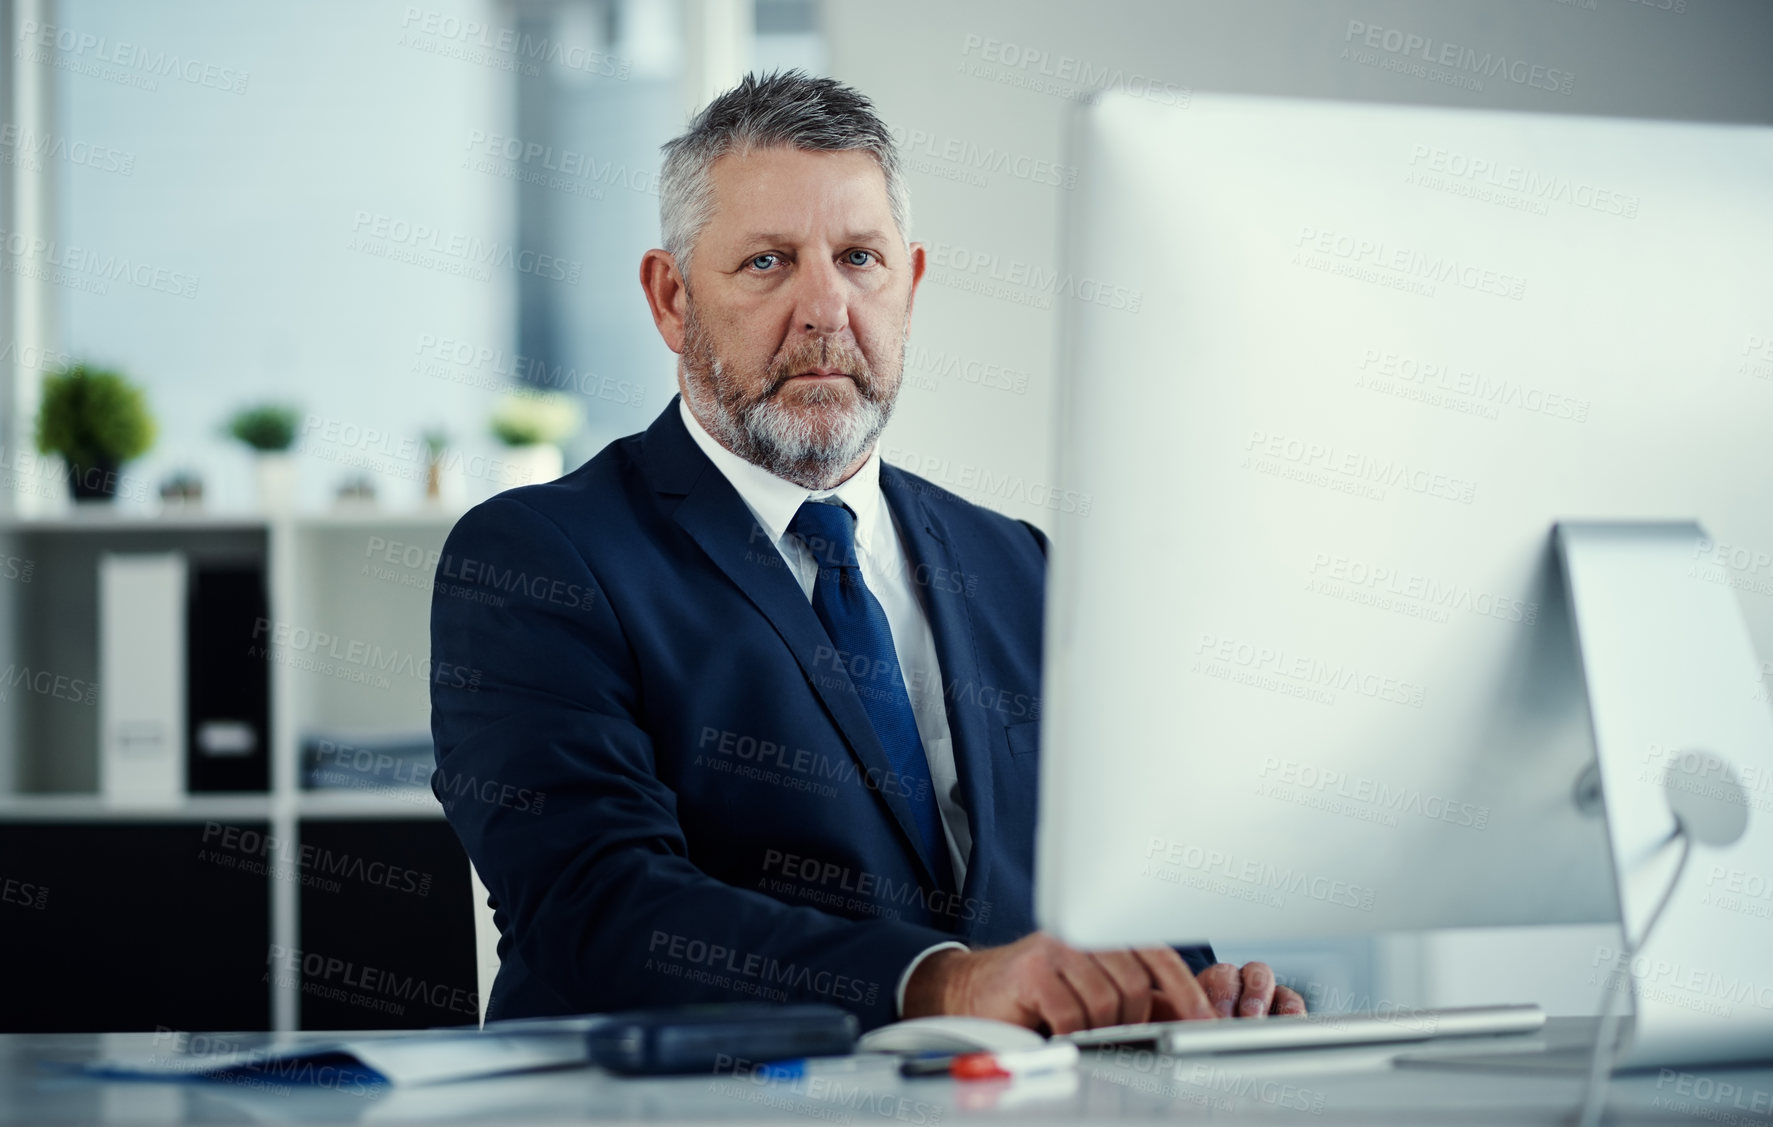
1037,92 -> 1773,1063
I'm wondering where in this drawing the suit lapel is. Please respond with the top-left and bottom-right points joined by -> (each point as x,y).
643,400 -> 952,893
881,466 -> 997,933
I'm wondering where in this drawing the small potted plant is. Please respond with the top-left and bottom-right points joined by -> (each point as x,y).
225,404 -> 300,511
34,364 -> 156,503
158,469 -> 205,508
334,472 -> 377,509
490,391 -> 582,486
422,427 -> 451,504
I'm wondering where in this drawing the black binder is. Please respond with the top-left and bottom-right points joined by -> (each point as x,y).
186,563 -> 270,792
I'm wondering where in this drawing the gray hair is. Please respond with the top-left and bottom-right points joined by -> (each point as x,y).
658,69 -> 910,280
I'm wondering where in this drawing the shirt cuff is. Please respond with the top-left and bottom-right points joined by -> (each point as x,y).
895,941 -> 970,1017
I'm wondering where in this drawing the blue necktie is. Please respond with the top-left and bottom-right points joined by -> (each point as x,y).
788,499 -> 954,894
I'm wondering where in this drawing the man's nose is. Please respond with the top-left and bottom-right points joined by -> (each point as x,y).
790,256 -> 849,337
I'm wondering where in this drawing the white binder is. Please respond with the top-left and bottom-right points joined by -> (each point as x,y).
98,552 -> 187,804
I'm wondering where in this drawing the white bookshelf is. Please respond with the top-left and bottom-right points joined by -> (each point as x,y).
0,505 -> 460,1031
0,791 -> 444,820
0,793 -> 274,821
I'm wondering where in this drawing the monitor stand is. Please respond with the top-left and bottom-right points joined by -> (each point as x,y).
1553,521 -> 1773,1070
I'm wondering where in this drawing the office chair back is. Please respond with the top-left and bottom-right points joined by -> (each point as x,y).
468,862 -> 500,1027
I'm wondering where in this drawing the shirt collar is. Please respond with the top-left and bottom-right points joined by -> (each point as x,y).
678,394 -> 887,556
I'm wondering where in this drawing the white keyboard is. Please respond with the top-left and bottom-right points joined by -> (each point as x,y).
1056,1004 -> 1546,1055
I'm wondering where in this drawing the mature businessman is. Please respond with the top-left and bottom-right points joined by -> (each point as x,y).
431,70 -> 1304,1032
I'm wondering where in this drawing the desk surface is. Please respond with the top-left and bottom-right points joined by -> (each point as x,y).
3,1019 -> 1768,1125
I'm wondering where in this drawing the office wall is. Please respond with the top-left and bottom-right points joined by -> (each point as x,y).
827,0 -> 1773,536
823,0 -> 1773,1012
52,0 -> 517,511
42,0 -> 824,507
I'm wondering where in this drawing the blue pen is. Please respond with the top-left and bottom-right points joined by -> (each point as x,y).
755,1055 -> 901,1081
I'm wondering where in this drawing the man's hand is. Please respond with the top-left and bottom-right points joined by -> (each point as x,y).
1196,961 -> 1307,1017
902,932 -> 1219,1034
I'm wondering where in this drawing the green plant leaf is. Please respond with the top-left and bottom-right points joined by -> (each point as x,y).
34,364 -> 156,467
226,404 -> 301,451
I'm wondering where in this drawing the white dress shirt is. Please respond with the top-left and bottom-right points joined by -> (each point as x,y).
678,397 -> 970,1011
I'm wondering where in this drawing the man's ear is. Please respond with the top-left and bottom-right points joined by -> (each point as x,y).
905,241 -> 927,321
640,249 -> 688,354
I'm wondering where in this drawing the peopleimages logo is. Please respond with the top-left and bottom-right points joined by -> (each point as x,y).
1652,1070 -> 1772,1119
248,616 -> 480,693
646,931 -> 880,1008
1307,550 -> 1538,625
349,211 -> 582,285
16,20 -> 250,94
0,227 -> 199,298
926,240 -> 1142,312
1356,347 -> 1590,424
1,875 -> 48,910
461,130 -> 659,197
399,6 -> 631,79
1294,226 -> 1525,301
1194,631 -> 1427,709
0,124 -> 135,175
1244,428 -> 1478,506
0,663 -> 95,707
1590,946 -> 1773,1013
1257,756 -> 1490,830
1406,144 -> 1638,219
887,124 -> 1078,190
1143,837 -> 1378,911
266,944 -> 477,1019
1343,21 -> 1574,95
760,848 -> 992,925
696,725 -> 932,803
959,32 -> 1188,107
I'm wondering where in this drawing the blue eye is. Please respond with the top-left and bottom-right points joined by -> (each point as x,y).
844,250 -> 876,267
748,253 -> 780,271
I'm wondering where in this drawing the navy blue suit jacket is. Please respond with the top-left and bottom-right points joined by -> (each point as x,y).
430,396 -> 1210,1029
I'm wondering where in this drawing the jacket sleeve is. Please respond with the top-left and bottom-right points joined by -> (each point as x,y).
430,496 -> 954,1028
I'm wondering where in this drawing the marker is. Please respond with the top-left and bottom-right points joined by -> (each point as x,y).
950,1042 -> 1080,1080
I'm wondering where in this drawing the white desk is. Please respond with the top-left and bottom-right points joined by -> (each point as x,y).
4,1020 -> 1769,1124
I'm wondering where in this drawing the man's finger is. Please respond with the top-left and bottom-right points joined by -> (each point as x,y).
1273,985 -> 1307,1015
1031,966 -> 1090,1036
1196,962 -> 1242,1018
1089,950 -> 1156,1026
1054,945 -> 1124,1029
1134,947 -> 1214,1020
1238,962 -> 1276,1017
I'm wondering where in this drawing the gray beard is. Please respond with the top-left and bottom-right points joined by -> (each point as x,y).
680,311 -> 901,491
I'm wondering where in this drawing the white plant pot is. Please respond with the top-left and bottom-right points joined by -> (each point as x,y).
504,443 -> 563,487
254,453 -> 298,512
424,455 -> 467,508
